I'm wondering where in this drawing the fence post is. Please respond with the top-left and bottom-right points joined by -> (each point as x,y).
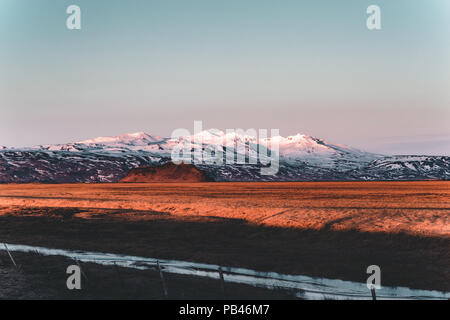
75,258 -> 88,281
3,244 -> 18,269
370,287 -> 377,300
218,267 -> 226,298
157,261 -> 168,299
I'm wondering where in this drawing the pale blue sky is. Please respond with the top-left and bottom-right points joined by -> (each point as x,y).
0,0 -> 449,155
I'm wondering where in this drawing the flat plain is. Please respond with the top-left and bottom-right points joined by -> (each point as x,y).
0,181 -> 449,292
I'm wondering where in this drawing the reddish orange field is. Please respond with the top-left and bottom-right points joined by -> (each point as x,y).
0,181 -> 449,237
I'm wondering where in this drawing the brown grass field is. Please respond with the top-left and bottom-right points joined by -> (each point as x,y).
0,181 -> 449,292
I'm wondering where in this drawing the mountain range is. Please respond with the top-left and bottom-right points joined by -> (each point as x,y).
0,131 -> 448,183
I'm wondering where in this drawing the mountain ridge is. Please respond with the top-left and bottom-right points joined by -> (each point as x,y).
0,131 -> 448,183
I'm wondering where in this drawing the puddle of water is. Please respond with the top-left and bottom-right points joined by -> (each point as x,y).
1,242 -> 449,300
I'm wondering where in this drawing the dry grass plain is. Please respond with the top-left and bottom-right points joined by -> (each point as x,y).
0,181 -> 449,291
0,181 -> 448,236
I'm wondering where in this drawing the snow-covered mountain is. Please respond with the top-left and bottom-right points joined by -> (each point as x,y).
36,132 -> 168,154
0,131 -> 448,183
349,155 -> 450,181
79,132 -> 164,145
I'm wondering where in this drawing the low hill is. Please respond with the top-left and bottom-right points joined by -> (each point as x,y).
120,162 -> 211,182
